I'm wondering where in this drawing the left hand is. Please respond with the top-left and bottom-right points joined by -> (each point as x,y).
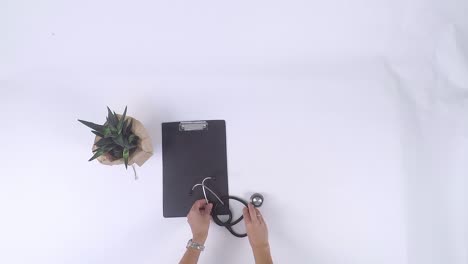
187,199 -> 213,244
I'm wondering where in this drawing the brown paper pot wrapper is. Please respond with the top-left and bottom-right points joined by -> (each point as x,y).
92,116 -> 153,167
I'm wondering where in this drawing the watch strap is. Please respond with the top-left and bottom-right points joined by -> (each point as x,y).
186,239 -> 205,251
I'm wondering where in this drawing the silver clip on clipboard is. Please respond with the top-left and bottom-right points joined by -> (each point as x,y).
179,121 -> 208,131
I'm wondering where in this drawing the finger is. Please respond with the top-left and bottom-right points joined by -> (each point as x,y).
205,203 -> 213,216
248,203 -> 258,224
243,207 -> 252,224
191,199 -> 207,211
255,208 -> 265,224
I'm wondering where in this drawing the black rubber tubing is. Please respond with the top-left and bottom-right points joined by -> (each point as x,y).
211,196 -> 248,238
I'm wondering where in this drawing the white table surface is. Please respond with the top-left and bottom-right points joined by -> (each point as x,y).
1,1 -> 467,264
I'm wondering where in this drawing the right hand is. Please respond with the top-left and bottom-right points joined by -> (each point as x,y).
243,203 -> 269,249
187,199 -> 213,244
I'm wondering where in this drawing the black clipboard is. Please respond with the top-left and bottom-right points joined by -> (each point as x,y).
162,120 -> 229,218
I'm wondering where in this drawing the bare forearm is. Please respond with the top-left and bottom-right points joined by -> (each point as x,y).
252,245 -> 273,264
179,235 -> 207,264
179,248 -> 201,264
181,200 -> 212,264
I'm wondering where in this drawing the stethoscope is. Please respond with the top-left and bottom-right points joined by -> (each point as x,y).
190,177 -> 264,238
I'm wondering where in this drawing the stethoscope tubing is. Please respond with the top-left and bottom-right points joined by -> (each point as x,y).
211,196 -> 249,238
191,177 -> 262,238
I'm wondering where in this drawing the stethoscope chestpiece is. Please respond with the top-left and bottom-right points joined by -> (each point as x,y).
250,193 -> 264,207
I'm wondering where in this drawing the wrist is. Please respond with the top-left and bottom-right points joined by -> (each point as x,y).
252,244 -> 273,264
192,234 -> 207,245
252,243 -> 270,252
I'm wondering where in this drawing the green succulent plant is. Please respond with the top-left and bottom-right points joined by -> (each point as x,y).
78,106 -> 139,169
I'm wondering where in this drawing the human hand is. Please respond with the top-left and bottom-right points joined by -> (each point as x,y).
187,199 -> 213,244
243,203 -> 269,250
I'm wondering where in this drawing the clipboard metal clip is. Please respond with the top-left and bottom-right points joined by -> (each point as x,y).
179,121 -> 208,131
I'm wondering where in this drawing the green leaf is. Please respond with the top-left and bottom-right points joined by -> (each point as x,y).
107,107 -> 118,127
123,148 -> 129,169
128,134 -> 135,144
106,106 -> 113,122
95,137 -> 114,147
111,147 -> 124,159
117,106 -> 127,132
102,144 -> 116,152
78,120 -> 104,133
122,119 -> 129,135
113,111 -> 120,132
128,134 -> 139,144
126,119 -> 133,135
112,134 -> 125,147
128,144 -> 137,150
89,148 -> 105,161
89,144 -> 117,161
91,130 -> 104,137
106,116 -> 116,131
103,127 -> 112,137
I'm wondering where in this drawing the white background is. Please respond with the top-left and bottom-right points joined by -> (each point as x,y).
1,0 -> 467,263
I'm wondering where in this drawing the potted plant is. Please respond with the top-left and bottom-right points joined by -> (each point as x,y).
78,106 -> 153,177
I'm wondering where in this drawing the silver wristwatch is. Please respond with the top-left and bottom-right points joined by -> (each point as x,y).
186,239 -> 205,251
